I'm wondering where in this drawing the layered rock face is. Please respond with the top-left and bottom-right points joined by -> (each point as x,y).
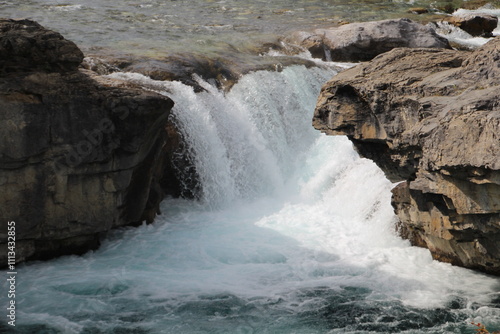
314,38 -> 500,275
0,19 -> 177,264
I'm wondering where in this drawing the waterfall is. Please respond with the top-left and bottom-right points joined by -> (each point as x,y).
9,65 -> 499,334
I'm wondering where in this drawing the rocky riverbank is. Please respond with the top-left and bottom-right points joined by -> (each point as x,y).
1,12 -> 499,275
314,37 -> 500,275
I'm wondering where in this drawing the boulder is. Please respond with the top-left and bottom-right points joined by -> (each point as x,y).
0,19 -> 182,264
443,11 -> 498,37
0,19 -> 84,73
314,37 -> 500,275
287,18 -> 451,62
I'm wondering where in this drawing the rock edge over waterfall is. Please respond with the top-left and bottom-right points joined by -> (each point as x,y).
314,38 -> 500,275
0,19 -> 181,264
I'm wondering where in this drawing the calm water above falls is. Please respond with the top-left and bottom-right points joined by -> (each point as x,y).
3,65 -> 500,334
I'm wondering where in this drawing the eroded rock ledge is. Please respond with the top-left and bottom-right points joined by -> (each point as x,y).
0,19 -> 181,264
314,38 -> 500,275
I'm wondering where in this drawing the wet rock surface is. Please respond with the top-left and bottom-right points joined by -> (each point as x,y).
82,48 -> 319,92
314,38 -> 500,275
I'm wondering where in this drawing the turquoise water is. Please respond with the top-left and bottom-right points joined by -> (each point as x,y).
3,65 -> 500,333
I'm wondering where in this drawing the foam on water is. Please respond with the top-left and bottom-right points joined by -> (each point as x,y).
4,65 -> 500,334
48,5 -> 85,12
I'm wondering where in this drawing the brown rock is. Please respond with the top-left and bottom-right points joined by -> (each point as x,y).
83,50 -> 318,92
0,19 -> 84,74
119,54 -> 318,92
286,31 -> 326,59
443,12 -> 498,37
314,37 -> 500,275
0,20 -> 186,265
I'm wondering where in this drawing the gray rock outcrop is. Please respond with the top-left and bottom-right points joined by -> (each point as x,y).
0,19 -> 179,264
314,38 -> 500,275
287,18 -> 451,61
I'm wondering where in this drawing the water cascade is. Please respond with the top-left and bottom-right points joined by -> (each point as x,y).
6,65 -> 500,334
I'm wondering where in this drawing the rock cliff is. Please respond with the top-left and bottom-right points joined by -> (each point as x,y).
0,19 -> 178,264
314,38 -> 500,275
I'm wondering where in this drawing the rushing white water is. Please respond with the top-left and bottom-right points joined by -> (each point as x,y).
5,65 -> 500,334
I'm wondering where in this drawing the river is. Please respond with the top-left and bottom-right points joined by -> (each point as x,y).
1,1 -> 500,333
